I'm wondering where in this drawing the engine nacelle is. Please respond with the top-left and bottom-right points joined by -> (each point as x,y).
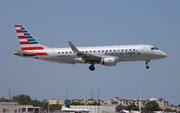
74,57 -> 85,63
101,57 -> 116,66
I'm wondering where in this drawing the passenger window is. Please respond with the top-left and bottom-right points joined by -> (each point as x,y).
102,50 -> 104,52
114,50 -> 116,52
62,52 -> 64,54
94,50 -> 96,52
129,49 -> 131,51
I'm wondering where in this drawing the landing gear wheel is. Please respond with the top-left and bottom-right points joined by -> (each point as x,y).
89,65 -> 95,71
145,60 -> 150,69
146,66 -> 149,69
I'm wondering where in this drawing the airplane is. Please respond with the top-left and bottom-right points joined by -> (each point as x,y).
13,24 -> 167,71
61,105 -> 90,113
117,106 -> 129,113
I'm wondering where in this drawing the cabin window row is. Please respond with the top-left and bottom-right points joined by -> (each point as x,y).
58,49 -> 136,54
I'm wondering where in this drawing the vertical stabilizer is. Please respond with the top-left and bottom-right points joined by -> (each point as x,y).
15,24 -> 50,50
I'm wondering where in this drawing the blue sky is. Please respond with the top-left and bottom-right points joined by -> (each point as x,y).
1,1 -> 180,105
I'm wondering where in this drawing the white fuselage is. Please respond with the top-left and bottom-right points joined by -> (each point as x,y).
14,24 -> 167,71
29,44 -> 167,65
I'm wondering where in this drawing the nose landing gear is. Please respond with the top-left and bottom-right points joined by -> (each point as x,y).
145,60 -> 150,69
146,65 -> 149,69
89,65 -> 95,71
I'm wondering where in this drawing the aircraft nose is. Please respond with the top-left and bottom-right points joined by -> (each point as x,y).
160,51 -> 167,58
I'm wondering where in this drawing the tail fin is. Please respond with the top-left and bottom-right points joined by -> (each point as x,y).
15,24 -> 50,51
61,104 -> 69,110
117,106 -> 126,113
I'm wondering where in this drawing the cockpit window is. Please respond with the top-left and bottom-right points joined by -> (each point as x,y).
151,47 -> 159,50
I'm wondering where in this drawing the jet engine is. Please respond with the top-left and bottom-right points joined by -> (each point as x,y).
101,57 -> 116,66
74,57 -> 85,63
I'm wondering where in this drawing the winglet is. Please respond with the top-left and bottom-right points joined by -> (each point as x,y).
68,41 -> 79,52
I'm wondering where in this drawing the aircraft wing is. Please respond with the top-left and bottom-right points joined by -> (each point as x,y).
68,41 -> 102,61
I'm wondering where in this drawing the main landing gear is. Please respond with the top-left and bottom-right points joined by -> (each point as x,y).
145,60 -> 150,69
89,64 -> 95,71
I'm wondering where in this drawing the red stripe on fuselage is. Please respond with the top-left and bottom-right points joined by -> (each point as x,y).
23,52 -> 48,56
36,52 -> 48,56
22,47 -> 44,50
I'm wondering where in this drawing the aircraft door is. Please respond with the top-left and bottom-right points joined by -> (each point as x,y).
50,51 -> 55,59
142,47 -> 147,55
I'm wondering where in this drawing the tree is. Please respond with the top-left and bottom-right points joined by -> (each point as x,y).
12,94 -> 31,105
145,101 -> 160,111
117,104 -> 126,110
50,104 -> 62,111
0,97 -> 12,102
164,108 -> 173,112
116,104 -> 126,112
1,94 -> 57,111
126,103 -> 139,111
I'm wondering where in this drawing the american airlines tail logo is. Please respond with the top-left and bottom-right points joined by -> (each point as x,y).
15,24 -> 44,50
14,24 -> 48,56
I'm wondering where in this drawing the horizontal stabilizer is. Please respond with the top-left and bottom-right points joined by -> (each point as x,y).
13,50 -> 36,56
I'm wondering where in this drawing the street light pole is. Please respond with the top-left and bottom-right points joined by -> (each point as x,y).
66,90 -> 68,100
98,90 -> 99,113
66,90 -> 68,105
48,101 -> 49,113
139,91 -> 141,113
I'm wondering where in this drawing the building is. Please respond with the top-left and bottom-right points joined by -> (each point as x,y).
48,97 -> 180,112
49,99 -> 64,105
148,98 -> 169,109
111,97 -> 179,112
0,102 -> 41,113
